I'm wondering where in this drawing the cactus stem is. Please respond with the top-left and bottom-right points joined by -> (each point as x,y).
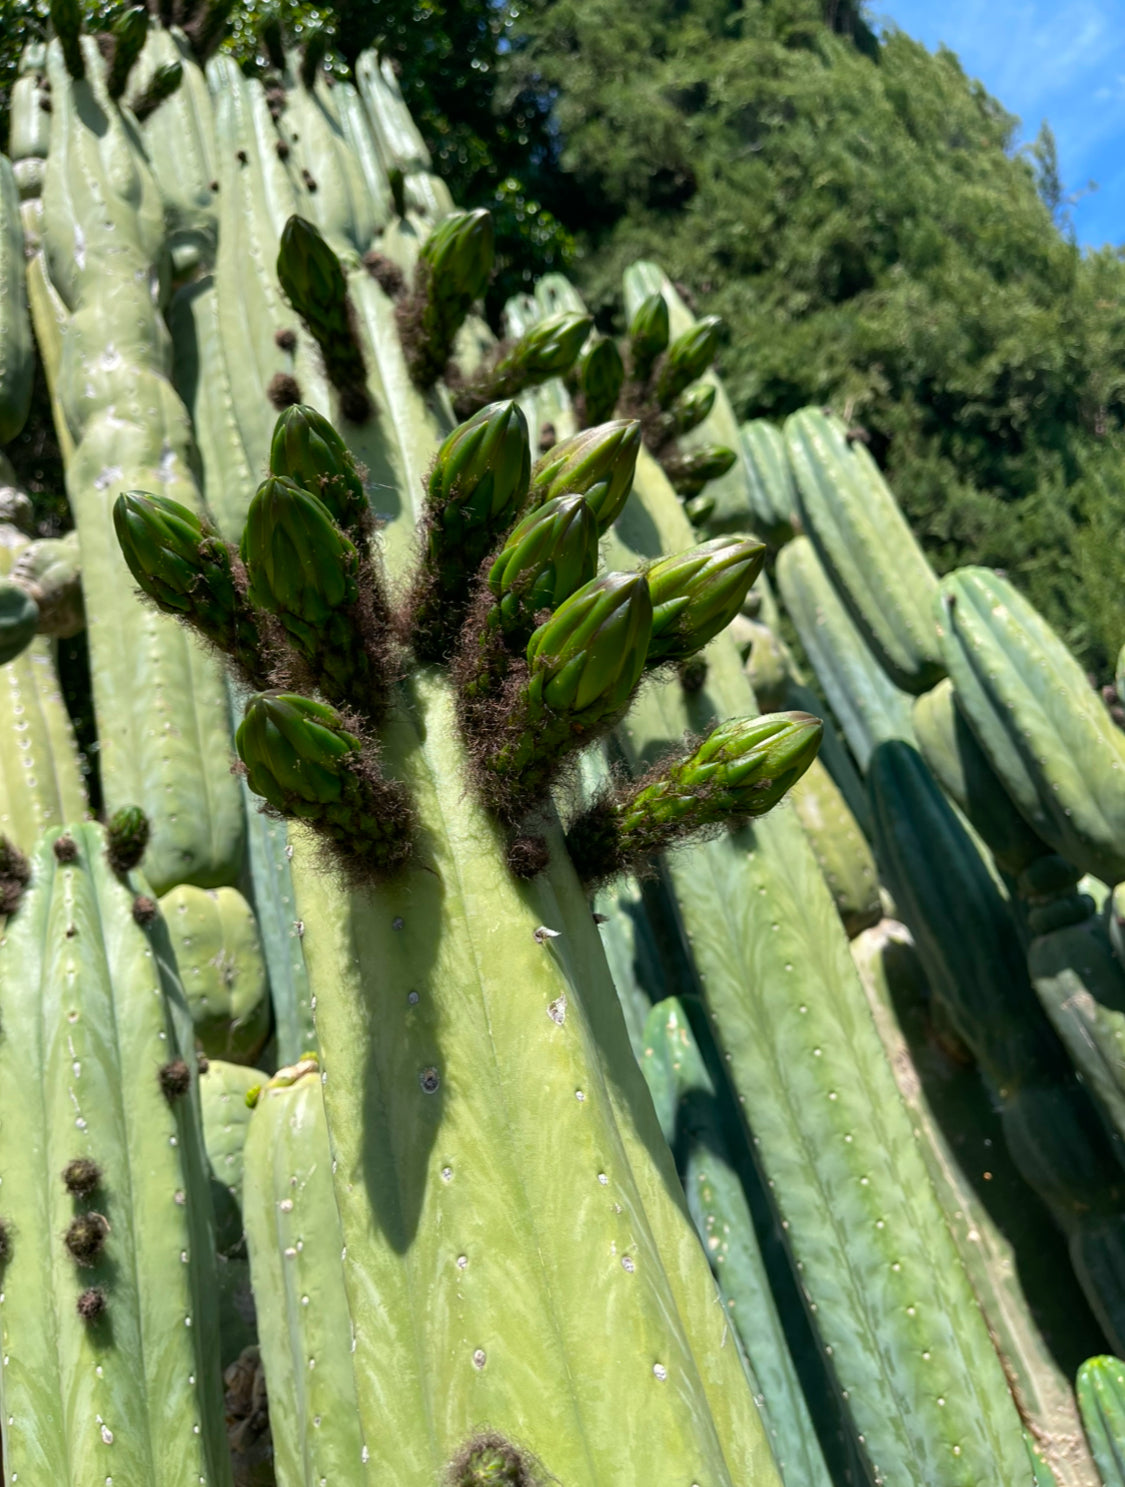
0,1218 -> 10,1265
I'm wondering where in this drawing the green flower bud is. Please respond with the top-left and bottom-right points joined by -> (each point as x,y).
529,420 -> 641,533
566,711 -> 822,883
49,0 -> 85,80
575,334 -> 624,426
671,382 -> 716,437
269,405 -> 369,536
131,61 -> 183,124
419,208 -> 495,318
655,317 -> 722,407
277,216 -> 348,325
105,805 -> 150,876
107,6 -> 147,100
662,443 -> 737,498
526,571 -> 652,716
427,400 -> 531,562
628,293 -> 670,379
645,536 -> 766,665
0,581 -> 39,666
496,312 -> 592,392
487,494 -> 599,635
236,691 -> 360,817
241,476 -> 358,641
114,491 -> 236,619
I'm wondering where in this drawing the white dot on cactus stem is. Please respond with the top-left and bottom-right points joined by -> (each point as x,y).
302,1295 -> 310,1306
280,1199 -> 294,1212
180,1251 -> 188,1263
392,916 -> 404,931
457,1255 -> 468,1269
362,1447 -> 370,1464
76,1117 -> 86,1130
621,1256 -> 635,1273
652,1363 -> 667,1381
174,1189 -> 185,1204
547,996 -> 566,1024
597,1172 -> 608,1185
533,924 -> 561,944
419,1067 -> 440,1094
408,991 -> 419,1005
441,1166 -> 453,1182
99,1423 -> 113,1445
575,1090 -> 585,1101
472,1349 -> 486,1369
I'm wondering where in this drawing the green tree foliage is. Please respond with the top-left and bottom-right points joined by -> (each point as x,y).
502,0 -> 1125,673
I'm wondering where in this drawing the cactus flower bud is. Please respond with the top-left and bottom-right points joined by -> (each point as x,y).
277,217 -> 369,415
114,491 -> 272,688
655,317 -> 722,408
526,571 -> 653,716
661,443 -> 737,498
487,494 -> 599,637
131,60 -> 183,123
575,335 -> 625,426
452,313 -> 593,418
402,209 -> 495,387
408,402 -> 532,660
269,404 -> 369,537
644,536 -> 766,665
50,0 -> 85,79
237,692 -> 414,876
107,5 -> 147,100
671,382 -> 716,437
241,477 -> 358,635
566,711 -> 823,883
628,293 -> 670,382
528,420 -> 641,533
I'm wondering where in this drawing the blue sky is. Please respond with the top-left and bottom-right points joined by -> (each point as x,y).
875,1 -> 1125,250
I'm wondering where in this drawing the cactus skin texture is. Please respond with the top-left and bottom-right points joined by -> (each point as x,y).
788,754 -> 881,938
776,534 -> 917,769
287,668 -> 777,1486
199,1058 -> 261,1258
159,884 -> 271,1063
0,153 -> 34,443
241,1059 -> 371,1486
739,420 -> 799,547
605,440 -> 1031,1486
867,738 -> 1125,1354
0,823 -> 232,1485
785,407 -> 944,693
936,566 -> 1125,885
1029,913 -> 1125,1151
1077,1356 -> 1125,1486
642,998 -> 834,1487
913,676 -> 1051,878
852,918 -> 1103,1487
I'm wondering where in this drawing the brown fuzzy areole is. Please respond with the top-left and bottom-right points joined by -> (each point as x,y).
52,834 -> 78,863
76,1286 -> 108,1322
395,259 -> 446,389
267,372 -> 302,410
63,1158 -> 103,1198
132,894 -> 158,927
363,251 -> 405,298
0,1217 -> 11,1265
274,327 -> 297,353
64,1211 -> 110,1268
449,339 -> 516,422
0,837 -> 31,916
159,1059 -> 192,1100
507,834 -> 550,880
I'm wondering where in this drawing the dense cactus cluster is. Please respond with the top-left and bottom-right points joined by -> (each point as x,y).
1,6 -> 1125,1487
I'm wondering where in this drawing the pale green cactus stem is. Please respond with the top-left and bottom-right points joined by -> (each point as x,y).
0,154 -> 34,443
39,34 -> 243,894
10,530 -> 84,641
739,419 -> 800,546
159,884 -> 271,1063
1077,1356 -> 1125,1486
242,1058 -> 371,1486
0,823 -> 232,1484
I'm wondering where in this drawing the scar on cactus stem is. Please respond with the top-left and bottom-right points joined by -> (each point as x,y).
445,1431 -> 542,1486
62,1158 -> 103,1198
132,894 -> 158,926
76,1287 -> 108,1323
52,834 -> 78,863
106,805 -> 150,875
159,1059 -> 192,1101
0,837 -> 31,915
363,251 -> 405,297
64,1212 -> 110,1268
267,372 -> 303,410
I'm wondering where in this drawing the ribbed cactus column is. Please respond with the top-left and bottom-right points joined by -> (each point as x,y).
0,823 -> 231,1485
39,34 -> 242,894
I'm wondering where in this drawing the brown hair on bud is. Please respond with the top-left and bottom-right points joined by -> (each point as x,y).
507,835 -> 550,880
0,837 -> 31,915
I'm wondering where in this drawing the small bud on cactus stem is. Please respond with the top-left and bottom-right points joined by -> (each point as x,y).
566,711 -> 823,884
452,313 -> 592,420
644,536 -> 767,665
276,216 -> 370,417
527,421 -> 642,534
